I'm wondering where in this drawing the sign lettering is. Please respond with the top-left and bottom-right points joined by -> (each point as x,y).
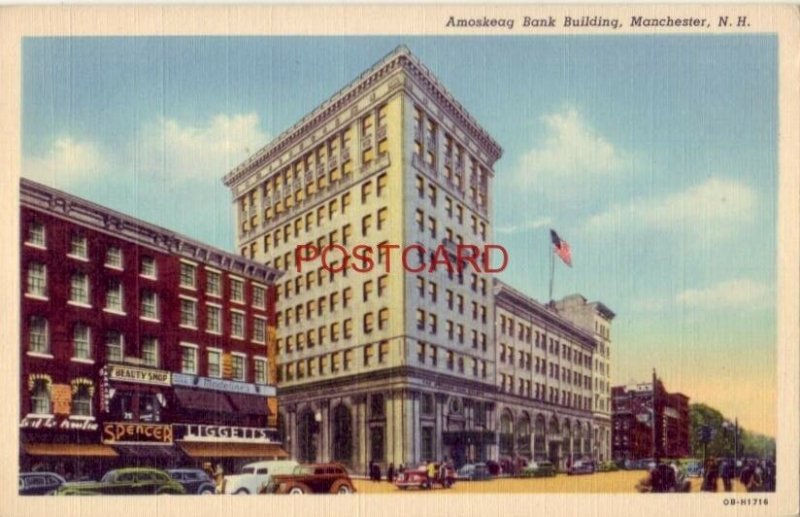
107,364 -> 171,386
173,424 -> 277,443
20,415 -> 99,432
171,373 -> 276,396
51,384 -> 72,415
102,422 -> 173,443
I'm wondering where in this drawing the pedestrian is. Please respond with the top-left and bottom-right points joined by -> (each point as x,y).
399,463 -> 405,474
701,457 -> 718,492
368,460 -> 375,481
387,463 -> 395,483
213,463 -> 225,493
764,460 -> 776,492
721,460 -> 734,492
426,460 -> 436,489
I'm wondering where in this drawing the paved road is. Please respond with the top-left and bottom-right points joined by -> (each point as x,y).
353,471 -> 748,494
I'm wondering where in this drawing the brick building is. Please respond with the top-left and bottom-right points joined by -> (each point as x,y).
20,179 -> 285,478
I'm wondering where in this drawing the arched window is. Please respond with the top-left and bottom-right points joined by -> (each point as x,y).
71,384 -> 93,416
30,379 -> 51,414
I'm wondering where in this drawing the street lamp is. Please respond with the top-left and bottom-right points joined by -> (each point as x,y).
722,418 -> 739,473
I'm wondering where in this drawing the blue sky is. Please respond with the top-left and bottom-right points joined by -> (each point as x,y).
22,36 -> 778,435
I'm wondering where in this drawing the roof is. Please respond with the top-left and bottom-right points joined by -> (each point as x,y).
21,178 -> 283,284
223,45 -> 503,188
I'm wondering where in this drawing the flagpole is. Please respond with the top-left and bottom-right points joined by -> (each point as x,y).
548,240 -> 554,303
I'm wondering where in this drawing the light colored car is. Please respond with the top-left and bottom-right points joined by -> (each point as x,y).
221,460 -> 299,495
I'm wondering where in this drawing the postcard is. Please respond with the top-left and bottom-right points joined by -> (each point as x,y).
0,4 -> 797,517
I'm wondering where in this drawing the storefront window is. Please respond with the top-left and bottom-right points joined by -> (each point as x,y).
30,379 -> 51,414
139,394 -> 161,422
110,393 -> 134,421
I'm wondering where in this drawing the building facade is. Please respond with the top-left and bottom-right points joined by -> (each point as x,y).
223,46 -> 503,470
554,294 -> 615,462
494,281 -> 599,470
611,378 -> 690,462
20,179 -> 285,478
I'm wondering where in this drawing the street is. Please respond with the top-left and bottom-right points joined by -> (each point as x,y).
353,471 -> 748,494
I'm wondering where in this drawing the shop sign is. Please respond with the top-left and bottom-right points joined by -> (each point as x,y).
51,384 -> 72,415
172,373 -> 276,396
102,422 -> 173,444
107,364 -> 170,386
20,414 -> 99,432
173,424 -> 277,443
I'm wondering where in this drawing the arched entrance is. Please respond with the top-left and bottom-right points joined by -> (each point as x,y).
516,412 -> 532,460
331,404 -> 353,466
297,409 -> 318,463
547,416 -> 560,466
534,414 -> 546,461
499,409 -> 514,458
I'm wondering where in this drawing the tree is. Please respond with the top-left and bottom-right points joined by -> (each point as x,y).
689,403 -> 775,459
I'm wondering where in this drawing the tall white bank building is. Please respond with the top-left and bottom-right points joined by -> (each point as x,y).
223,46 -> 613,470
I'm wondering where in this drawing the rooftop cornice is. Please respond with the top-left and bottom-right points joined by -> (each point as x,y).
222,45 -> 502,189
20,178 -> 284,284
493,279 -> 596,348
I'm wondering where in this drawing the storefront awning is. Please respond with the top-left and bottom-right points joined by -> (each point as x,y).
23,443 -> 118,457
112,444 -> 180,458
226,393 -> 268,416
178,441 -> 288,459
174,387 -> 235,413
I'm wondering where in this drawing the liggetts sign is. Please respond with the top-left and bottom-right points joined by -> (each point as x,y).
174,424 -> 277,443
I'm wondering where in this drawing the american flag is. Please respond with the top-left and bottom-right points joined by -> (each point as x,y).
550,229 -> 572,267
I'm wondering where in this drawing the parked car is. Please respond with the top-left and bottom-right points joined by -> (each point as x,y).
568,459 -> 596,475
261,463 -> 355,494
165,469 -> 216,495
635,464 -> 692,493
485,460 -> 501,476
684,462 -> 703,478
456,463 -> 491,481
221,460 -> 299,495
19,472 -> 66,495
519,461 -> 556,478
597,461 -> 619,472
395,463 -> 456,490
55,468 -> 185,495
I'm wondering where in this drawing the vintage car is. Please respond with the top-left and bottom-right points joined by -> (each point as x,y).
222,460 -> 299,494
457,463 -> 491,481
519,461 -> 557,478
567,459 -> 596,475
165,469 -> 216,494
261,464 -> 356,494
19,472 -> 67,495
684,461 -> 703,478
635,464 -> 692,493
55,468 -> 185,495
394,463 -> 456,490
596,461 -> 619,473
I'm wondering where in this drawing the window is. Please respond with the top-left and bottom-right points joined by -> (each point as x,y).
344,319 -> 353,339
416,175 -> 424,198
26,262 -> 47,298
206,271 -> 222,297
231,311 -> 245,339
71,384 -> 92,417
105,331 -> 123,362
105,280 -> 124,312
142,337 -> 159,367
253,317 -> 267,343
30,379 -> 51,414
180,262 -> 197,288
180,298 -> 197,328
140,256 -> 157,278
377,207 -> 388,231
208,349 -> 221,378
232,354 -> 246,381
204,305 -> 221,334
416,209 -> 424,232
69,234 -> 88,259
417,276 -> 425,298
378,275 -> 388,296
70,273 -> 90,306
253,285 -> 266,308
26,221 -> 46,247
428,184 -> 437,206
379,308 -> 389,330
363,344 -> 374,366
230,278 -> 245,303
361,214 -> 372,237
363,280 -> 374,302
377,173 -> 387,196
180,345 -> 198,374
29,316 -> 49,354
361,181 -> 373,203
72,324 -> 91,360
254,358 -> 268,384
363,312 -> 374,333
141,291 -> 158,320
428,313 -> 437,334
428,281 -> 437,302
416,309 -> 425,330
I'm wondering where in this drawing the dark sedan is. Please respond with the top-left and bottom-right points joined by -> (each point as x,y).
166,469 -> 216,494
55,468 -> 185,495
457,463 -> 492,481
19,472 -> 66,495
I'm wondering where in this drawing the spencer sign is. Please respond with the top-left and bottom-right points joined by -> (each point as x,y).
106,364 -> 170,386
103,422 -> 173,444
174,424 -> 277,443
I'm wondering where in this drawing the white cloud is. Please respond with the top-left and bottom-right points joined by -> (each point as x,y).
585,177 -> 756,239
495,217 -> 552,235
138,113 -> 268,181
23,137 -> 105,186
516,107 -> 632,189
677,278 -> 770,309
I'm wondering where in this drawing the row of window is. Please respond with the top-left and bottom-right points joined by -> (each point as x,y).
28,378 -> 93,417
179,296 -> 267,342
498,375 -> 593,411
499,315 -> 594,368
413,106 -> 489,212
276,308 -> 389,354
415,341 -> 489,378
277,339 -> 391,382
414,174 -> 488,239
178,344 -> 268,384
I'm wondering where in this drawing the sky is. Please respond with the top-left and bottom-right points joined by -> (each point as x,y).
22,36 -> 778,436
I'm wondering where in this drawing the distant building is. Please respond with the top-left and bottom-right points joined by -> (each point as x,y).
611,376 -> 690,462
20,179 -> 284,478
